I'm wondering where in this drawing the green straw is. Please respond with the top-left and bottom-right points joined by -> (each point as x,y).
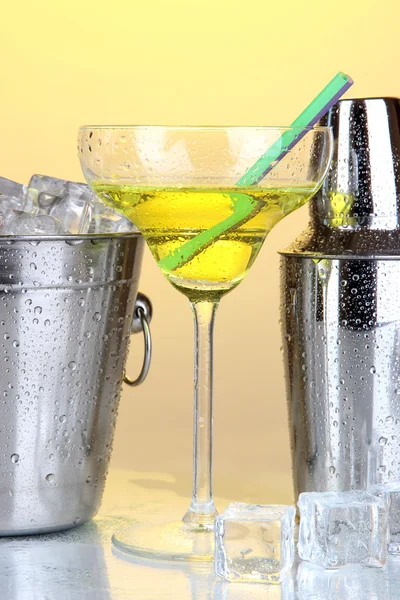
159,72 -> 353,272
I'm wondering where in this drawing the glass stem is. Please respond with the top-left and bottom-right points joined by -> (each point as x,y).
183,300 -> 219,528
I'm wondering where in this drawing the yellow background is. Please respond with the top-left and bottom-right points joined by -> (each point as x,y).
1,0 -> 398,501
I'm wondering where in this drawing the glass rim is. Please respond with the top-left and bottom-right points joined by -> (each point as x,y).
78,124 -> 331,133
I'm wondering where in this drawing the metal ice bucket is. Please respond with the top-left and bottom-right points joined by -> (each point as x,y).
0,233 -> 151,535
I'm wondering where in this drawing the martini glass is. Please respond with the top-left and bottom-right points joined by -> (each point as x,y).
78,126 -> 332,562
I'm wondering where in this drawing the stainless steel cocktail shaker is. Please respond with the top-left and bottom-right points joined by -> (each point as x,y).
280,97 -> 400,496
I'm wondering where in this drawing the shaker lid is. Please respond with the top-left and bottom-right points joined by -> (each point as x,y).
313,97 -> 400,231
281,97 -> 400,258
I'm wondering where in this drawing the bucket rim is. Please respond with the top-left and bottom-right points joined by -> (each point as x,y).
0,231 -> 142,243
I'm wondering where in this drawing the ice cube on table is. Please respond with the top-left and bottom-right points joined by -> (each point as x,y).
214,577 -> 295,599
296,560 -> 392,600
214,578 -> 295,599
214,502 -> 296,583
368,482 -> 400,554
298,491 -> 390,568
6,212 -> 69,235
26,175 -> 92,234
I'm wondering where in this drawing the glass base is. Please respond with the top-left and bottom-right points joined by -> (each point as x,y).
112,519 -> 215,562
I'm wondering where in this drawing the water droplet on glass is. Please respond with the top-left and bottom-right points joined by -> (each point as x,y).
59,415 -> 66,423
329,466 -> 336,474
68,361 -> 76,370
370,366 -> 376,374
93,312 -> 101,322
379,437 -> 388,446
34,306 -> 42,315
46,473 -> 55,483
11,454 -> 19,464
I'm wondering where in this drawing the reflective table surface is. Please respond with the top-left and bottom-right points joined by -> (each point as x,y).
1,469 -> 400,599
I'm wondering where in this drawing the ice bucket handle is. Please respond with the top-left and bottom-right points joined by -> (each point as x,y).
124,292 -> 152,387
